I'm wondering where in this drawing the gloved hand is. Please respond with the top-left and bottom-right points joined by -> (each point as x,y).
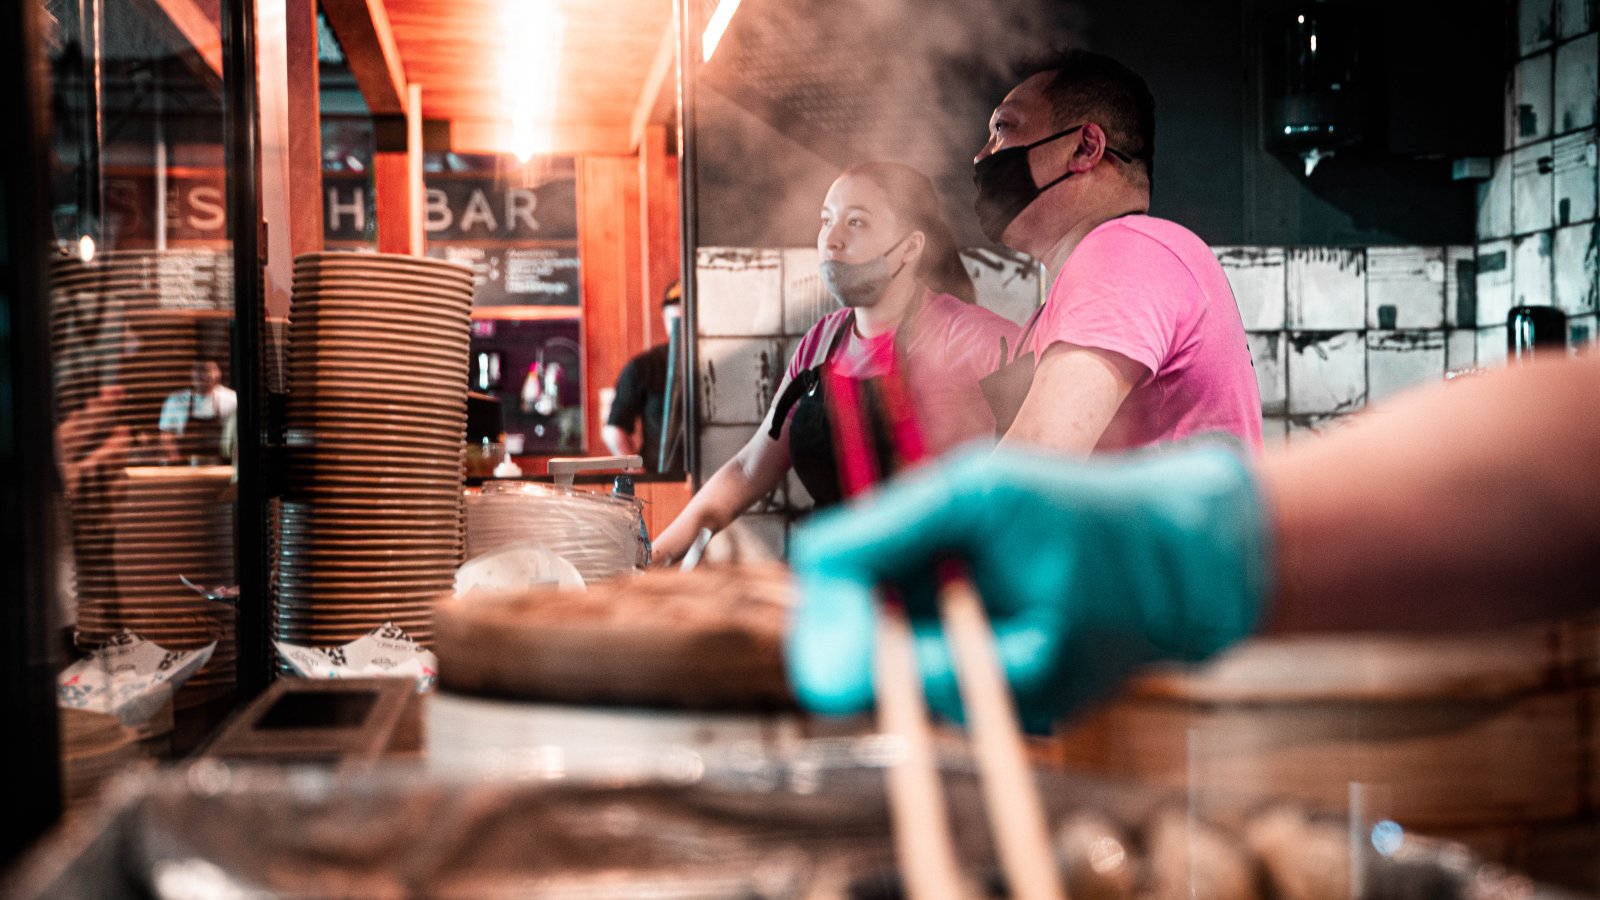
785,444 -> 1272,727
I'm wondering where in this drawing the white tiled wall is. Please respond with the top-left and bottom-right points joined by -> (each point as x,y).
1553,130 -> 1598,224
698,336 -> 785,426
1475,240 -> 1517,324
1558,0 -> 1595,38
1512,141 -> 1556,234
1519,0 -> 1555,55
1367,331 -> 1448,404
1222,242 -> 1484,447
1245,333 -> 1287,416
1366,247 -> 1445,329
1555,33 -> 1599,133
1553,222 -> 1600,311
1512,53 -> 1555,145
696,248 -> 783,336
1214,247 -> 1286,330
1286,249 -> 1367,330
1285,330 -> 1367,416
1479,148 -> 1516,239
1488,0 -> 1600,347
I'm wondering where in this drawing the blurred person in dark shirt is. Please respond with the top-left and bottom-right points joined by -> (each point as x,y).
604,281 -> 683,473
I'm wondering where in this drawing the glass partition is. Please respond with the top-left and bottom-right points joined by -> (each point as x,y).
39,0 -> 254,798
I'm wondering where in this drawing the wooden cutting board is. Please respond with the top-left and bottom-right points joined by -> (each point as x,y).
433,561 -> 796,709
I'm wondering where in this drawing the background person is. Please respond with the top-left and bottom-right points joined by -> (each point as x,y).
603,281 -> 684,473
973,50 -> 1262,456
653,161 -> 1018,563
157,358 -> 236,464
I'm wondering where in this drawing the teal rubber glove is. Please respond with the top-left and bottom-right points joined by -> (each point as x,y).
785,444 -> 1272,727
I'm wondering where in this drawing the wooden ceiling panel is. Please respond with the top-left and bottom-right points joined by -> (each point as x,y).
379,0 -> 676,155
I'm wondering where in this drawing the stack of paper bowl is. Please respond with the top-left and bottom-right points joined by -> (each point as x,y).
278,252 -> 474,648
73,467 -> 238,708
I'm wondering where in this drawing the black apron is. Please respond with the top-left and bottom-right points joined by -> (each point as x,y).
181,389 -> 225,463
769,319 -> 854,509
978,306 -> 1044,436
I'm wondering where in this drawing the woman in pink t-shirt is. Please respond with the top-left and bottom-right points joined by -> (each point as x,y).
654,162 -> 1017,563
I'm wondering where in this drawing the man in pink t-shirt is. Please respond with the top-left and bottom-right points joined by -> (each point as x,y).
973,50 -> 1262,454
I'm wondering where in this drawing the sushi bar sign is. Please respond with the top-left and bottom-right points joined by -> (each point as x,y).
322,174 -> 579,243
104,170 -> 577,244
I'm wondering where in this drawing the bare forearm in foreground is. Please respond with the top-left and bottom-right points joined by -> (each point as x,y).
1261,351 -> 1600,635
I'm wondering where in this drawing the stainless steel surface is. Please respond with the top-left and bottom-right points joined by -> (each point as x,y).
7,737 -> 1579,900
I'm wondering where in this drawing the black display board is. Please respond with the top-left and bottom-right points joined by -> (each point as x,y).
324,159 -> 582,309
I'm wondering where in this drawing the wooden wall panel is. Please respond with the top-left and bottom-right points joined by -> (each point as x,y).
638,124 -> 681,347
578,155 -> 643,457
513,143 -> 675,473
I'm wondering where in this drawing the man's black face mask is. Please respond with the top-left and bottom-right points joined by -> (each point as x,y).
972,124 -> 1135,245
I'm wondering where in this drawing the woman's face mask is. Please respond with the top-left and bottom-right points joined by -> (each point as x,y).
819,232 -> 911,307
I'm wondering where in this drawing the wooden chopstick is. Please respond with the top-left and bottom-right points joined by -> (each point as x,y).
875,600 -> 967,900
825,369 -> 966,899
867,366 -> 1066,900
939,572 -> 1064,900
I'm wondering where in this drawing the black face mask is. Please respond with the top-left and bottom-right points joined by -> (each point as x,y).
972,124 -> 1135,244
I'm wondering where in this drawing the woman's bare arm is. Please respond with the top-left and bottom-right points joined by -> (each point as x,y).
653,405 -> 794,563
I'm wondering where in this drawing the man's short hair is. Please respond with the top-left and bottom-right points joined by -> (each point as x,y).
1017,49 -> 1156,190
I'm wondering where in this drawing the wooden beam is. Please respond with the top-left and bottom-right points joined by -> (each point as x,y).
373,152 -> 412,254
638,124 -> 680,347
629,20 -> 677,153
145,0 -> 223,77
285,0 -> 323,257
322,0 -> 408,117
448,120 -> 636,158
407,83 -> 423,255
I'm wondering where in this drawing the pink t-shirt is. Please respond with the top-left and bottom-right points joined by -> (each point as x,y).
780,290 -> 1018,455
1022,215 -> 1263,452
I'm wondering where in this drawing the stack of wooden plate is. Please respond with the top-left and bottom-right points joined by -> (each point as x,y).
49,253 -> 238,709
278,252 -> 474,648
72,466 -> 237,706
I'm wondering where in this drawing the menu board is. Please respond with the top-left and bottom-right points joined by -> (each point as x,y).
426,166 -> 580,309
426,245 -> 580,308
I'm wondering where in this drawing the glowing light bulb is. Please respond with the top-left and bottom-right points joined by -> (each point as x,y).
77,234 -> 96,263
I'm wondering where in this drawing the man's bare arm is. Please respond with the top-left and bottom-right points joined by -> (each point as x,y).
1001,343 -> 1142,455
